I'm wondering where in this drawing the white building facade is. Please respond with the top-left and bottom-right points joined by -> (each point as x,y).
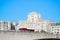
0,20 -> 11,31
17,12 -> 52,32
49,23 -> 60,34
1,12 -> 59,34
0,20 -> 17,31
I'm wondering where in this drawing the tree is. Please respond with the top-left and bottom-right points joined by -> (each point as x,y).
41,30 -> 46,33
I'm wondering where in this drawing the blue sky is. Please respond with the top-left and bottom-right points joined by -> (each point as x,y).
0,0 -> 60,22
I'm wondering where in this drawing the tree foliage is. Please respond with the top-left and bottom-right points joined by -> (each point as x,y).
41,30 -> 46,33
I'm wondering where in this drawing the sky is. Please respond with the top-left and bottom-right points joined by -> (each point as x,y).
0,0 -> 60,22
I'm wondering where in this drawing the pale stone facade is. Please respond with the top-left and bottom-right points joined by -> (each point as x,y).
0,20 -> 11,31
28,12 -> 40,23
17,12 -> 52,32
49,22 -> 60,34
0,20 -> 17,31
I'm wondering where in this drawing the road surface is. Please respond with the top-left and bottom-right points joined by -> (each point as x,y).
0,31 -> 60,40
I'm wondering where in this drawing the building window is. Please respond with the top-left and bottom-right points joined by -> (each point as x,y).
52,27 -> 54,28
57,29 -> 59,32
4,22 -> 8,24
55,31 -> 56,34
4,22 -> 6,24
